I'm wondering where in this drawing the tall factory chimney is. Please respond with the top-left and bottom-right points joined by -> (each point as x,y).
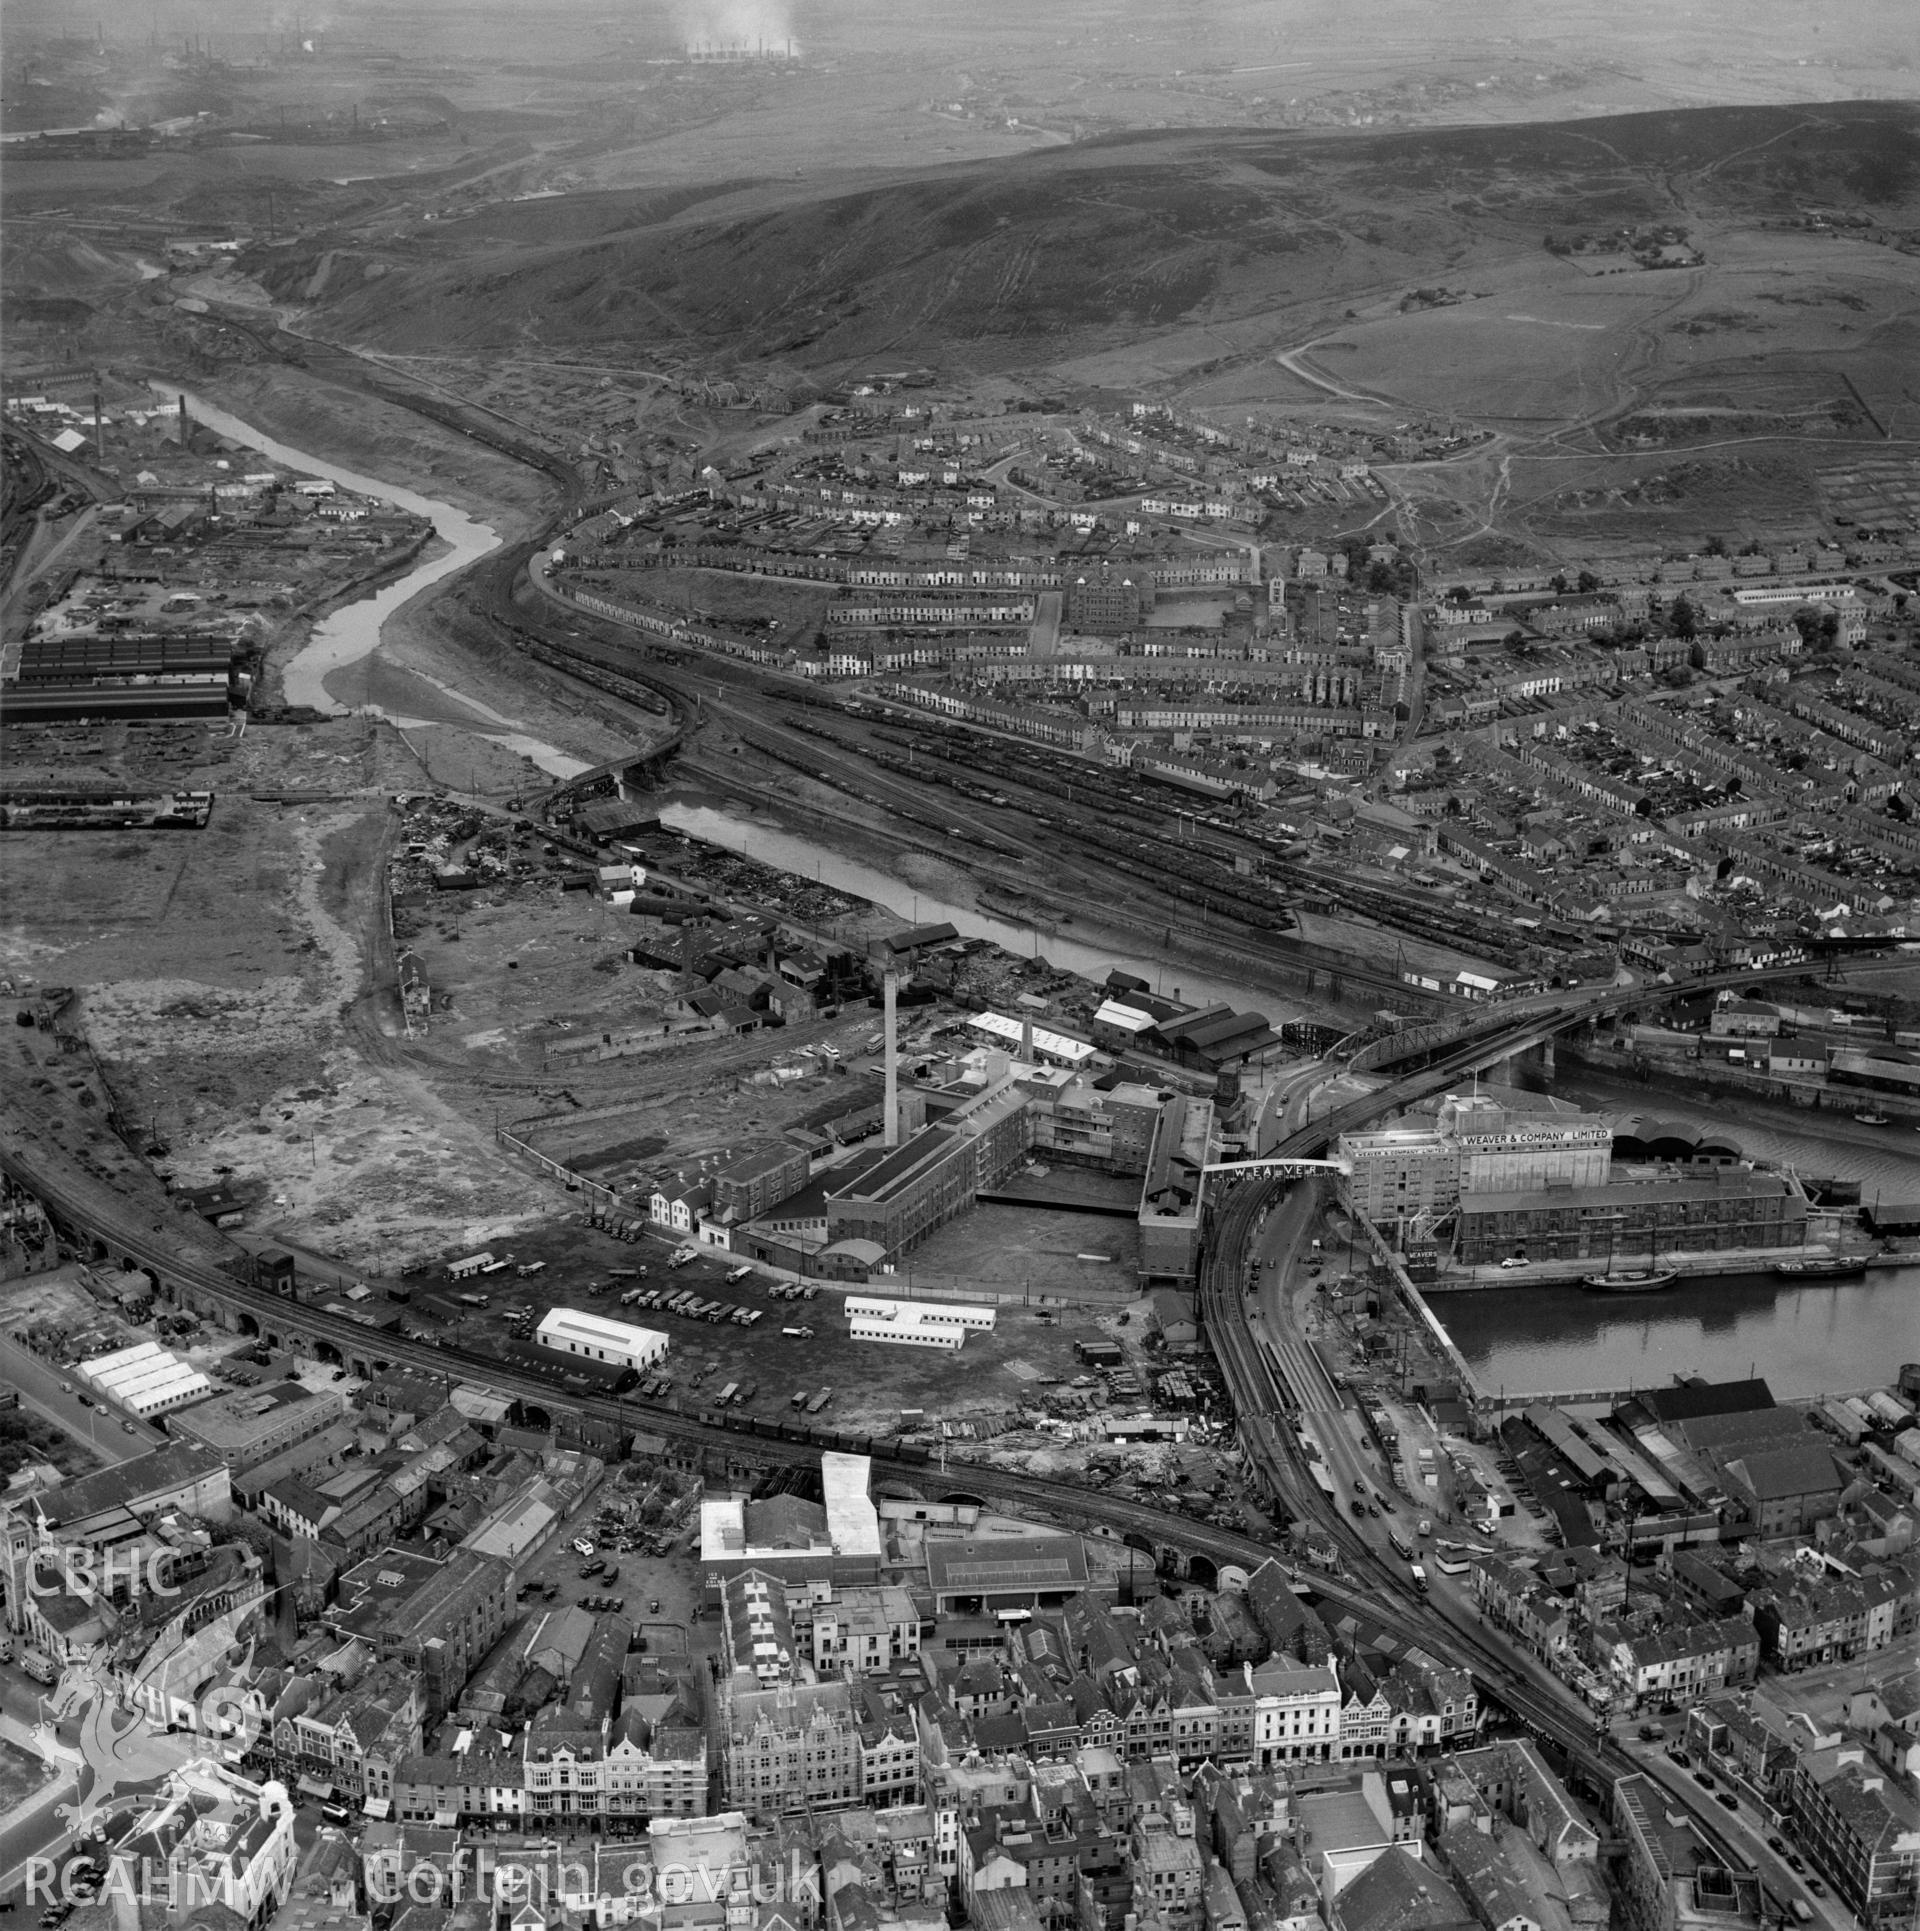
883,967 -> 900,1148
1020,1015 -> 1034,1063
177,394 -> 189,445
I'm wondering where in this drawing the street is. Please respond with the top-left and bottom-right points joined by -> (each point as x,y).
0,1328 -> 165,1468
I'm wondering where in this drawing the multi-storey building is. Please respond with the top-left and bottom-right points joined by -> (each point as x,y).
1599,1617 -> 1759,1710
1788,1748 -> 1920,1931
726,1681 -> 864,1813
1249,1661 -> 1342,1766
111,1758 -> 297,1931
323,1547 -> 512,1719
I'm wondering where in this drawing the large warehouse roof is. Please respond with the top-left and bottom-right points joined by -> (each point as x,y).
534,1308 -> 669,1354
967,1010 -> 1096,1065
925,1533 -> 1089,1600
77,1339 -> 213,1411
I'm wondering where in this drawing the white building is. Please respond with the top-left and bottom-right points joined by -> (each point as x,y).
965,1011 -> 1098,1069
534,1308 -> 670,1372
845,1296 -> 996,1351
1251,1658 -> 1343,1766
74,1340 -> 214,1418
700,1452 -> 883,1588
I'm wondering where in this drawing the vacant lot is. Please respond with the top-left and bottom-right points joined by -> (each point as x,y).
417,1214 -> 1131,1437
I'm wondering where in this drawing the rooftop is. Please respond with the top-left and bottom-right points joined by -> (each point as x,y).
533,1307 -> 668,1353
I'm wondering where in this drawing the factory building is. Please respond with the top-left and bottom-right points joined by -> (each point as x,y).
844,1296 -> 996,1350
534,1308 -> 670,1372
1139,1094 -> 1215,1282
701,1452 -> 883,1590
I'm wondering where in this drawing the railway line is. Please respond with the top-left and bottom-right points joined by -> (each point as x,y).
7,957 -> 1828,1811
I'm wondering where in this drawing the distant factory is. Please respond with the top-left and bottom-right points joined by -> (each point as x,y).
684,40 -> 800,63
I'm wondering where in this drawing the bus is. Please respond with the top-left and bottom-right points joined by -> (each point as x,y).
1388,1530 -> 1414,1562
712,1382 -> 738,1407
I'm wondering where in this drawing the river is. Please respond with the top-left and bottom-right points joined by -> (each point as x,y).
660,800 -> 1309,1020
155,386 -> 591,779
1435,1071 -> 1920,1400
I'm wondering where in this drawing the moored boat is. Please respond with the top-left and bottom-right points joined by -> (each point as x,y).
1580,1267 -> 1678,1293
1772,1254 -> 1869,1280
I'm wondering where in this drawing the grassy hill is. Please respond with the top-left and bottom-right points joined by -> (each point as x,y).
256,99 -> 1919,373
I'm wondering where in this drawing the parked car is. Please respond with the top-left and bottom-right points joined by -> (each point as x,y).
1715,1792 -> 1738,1811
1806,1880 -> 1826,1898
1692,1770 -> 1715,1789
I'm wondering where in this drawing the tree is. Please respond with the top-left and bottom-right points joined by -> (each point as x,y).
1669,595 -> 1699,640
1703,534 -> 1727,557
1576,570 -> 1600,593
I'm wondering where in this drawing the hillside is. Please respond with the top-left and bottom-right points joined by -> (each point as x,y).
260,100 -> 1920,373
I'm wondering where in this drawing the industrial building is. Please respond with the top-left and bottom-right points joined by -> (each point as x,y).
1138,1094 -> 1215,1282
1456,1167 -> 1807,1266
924,1533 -> 1091,1614
533,1307 -> 670,1372
844,1296 -> 996,1350
74,1339 -> 215,1418
166,1379 -> 349,1469
0,631 -> 246,723
700,1452 -> 883,1589
966,1010 -> 1098,1069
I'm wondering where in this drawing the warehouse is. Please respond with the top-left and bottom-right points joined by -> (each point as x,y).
534,1307 -> 670,1372
925,1534 -> 1090,1614
966,1010 -> 1098,1069
75,1339 -> 215,1418
845,1295 -> 996,1350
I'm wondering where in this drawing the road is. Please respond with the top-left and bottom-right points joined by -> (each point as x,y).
0,1329 -> 165,1466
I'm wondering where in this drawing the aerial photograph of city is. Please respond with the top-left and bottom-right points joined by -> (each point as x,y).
0,2 -> 1916,1930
